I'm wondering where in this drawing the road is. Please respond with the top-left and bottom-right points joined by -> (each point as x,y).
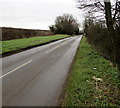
2,35 -> 82,106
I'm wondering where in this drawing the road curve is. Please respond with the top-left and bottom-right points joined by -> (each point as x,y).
2,35 -> 82,106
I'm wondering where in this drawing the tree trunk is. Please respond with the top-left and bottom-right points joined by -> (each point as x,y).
104,1 -> 115,62
104,0 -> 120,77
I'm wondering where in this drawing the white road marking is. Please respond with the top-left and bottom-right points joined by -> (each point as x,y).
45,45 -> 60,54
45,38 -> 74,54
0,60 -> 32,79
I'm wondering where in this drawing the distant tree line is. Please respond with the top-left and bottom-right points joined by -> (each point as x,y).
49,14 -> 80,35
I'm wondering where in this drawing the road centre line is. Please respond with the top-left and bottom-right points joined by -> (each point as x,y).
45,38 -> 74,54
45,45 -> 60,54
0,60 -> 32,79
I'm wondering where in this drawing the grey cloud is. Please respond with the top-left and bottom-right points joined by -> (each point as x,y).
0,0 -> 83,30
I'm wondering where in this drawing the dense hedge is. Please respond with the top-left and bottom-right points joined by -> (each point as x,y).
1,27 -> 54,41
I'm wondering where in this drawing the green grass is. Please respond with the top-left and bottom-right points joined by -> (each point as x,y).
61,36 -> 120,107
1,34 -> 70,54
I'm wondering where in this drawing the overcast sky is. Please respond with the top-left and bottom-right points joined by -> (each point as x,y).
0,0 -> 83,30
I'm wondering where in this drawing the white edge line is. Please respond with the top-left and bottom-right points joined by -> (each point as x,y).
0,60 -> 32,79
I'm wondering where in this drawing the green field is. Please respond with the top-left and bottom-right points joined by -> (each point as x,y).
61,36 -> 120,107
1,35 -> 69,54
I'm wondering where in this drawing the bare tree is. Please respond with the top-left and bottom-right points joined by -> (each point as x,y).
104,0 -> 117,63
77,0 -> 120,74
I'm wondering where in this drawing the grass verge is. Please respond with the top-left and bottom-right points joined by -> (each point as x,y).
61,36 -> 120,107
1,34 -> 69,54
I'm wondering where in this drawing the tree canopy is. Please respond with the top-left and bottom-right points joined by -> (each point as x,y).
49,14 -> 80,35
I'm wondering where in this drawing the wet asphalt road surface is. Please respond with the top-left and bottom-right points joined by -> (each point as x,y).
2,35 -> 82,106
